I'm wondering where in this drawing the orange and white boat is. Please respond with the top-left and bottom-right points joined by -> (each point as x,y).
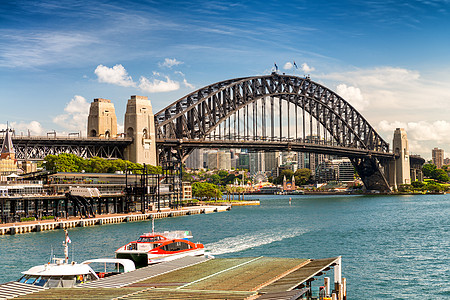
115,230 -> 205,267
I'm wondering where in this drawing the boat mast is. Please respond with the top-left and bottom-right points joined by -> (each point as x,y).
152,215 -> 155,234
63,230 -> 71,264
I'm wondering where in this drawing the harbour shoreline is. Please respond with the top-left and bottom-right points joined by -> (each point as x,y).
0,205 -> 231,236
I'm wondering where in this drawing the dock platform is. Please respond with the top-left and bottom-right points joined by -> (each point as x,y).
3,256 -> 345,300
0,205 -> 230,236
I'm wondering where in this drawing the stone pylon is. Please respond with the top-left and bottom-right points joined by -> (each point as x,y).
87,98 -> 118,138
124,95 -> 157,166
389,128 -> 411,189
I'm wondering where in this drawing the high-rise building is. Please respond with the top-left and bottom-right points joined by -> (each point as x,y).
264,151 -> 280,173
237,153 -> 250,170
432,147 -> 444,169
185,149 -> 204,169
207,150 -> 231,170
249,151 -> 265,175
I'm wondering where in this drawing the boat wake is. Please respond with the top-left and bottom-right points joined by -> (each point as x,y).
205,228 -> 308,255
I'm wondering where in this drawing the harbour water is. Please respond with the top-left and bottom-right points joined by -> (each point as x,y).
0,194 -> 449,299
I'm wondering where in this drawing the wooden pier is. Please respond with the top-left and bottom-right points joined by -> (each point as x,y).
1,256 -> 346,300
0,206 -> 230,236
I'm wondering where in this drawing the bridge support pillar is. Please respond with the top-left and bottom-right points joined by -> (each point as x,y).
351,157 -> 391,192
388,128 -> 411,190
124,95 -> 157,166
87,98 -> 118,138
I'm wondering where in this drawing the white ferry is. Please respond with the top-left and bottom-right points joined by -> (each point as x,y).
17,230 -> 135,288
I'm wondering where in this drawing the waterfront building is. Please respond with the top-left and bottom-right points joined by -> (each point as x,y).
315,161 -> 336,183
182,182 -> 192,200
432,147 -> 444,169
336,159 -> 355,182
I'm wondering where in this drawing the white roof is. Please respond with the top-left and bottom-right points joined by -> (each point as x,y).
22,262 -> 96,276
81,258 -> 135,272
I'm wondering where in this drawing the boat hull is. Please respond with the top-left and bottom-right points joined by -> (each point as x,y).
115,248 -> 205,267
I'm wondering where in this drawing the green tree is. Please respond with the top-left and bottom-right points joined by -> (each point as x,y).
422,164 -> 437,178
43,153 -> 83,172
192,182 -> 222,200
432,168 -> 449,182
425,181 -> 443,192
411,181 -> 426,190
294,168 -> 312,185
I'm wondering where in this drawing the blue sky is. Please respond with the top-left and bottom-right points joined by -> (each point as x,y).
1,0 -> 450,159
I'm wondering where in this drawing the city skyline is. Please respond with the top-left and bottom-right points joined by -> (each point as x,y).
2,0 -> 450,159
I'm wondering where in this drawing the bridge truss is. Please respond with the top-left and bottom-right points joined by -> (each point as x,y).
8,137 -> 133,161
155,73 -> 394,192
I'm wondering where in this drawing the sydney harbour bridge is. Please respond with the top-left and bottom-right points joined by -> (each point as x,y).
3,73 -> 413,192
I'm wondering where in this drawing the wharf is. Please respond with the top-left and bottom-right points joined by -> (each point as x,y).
2,256 -> 345,300
0,205 -> 230,236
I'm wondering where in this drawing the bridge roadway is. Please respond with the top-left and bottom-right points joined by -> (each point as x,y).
7,136 -> 132,160
3,135 -> 395,161
159,138 -> 396,160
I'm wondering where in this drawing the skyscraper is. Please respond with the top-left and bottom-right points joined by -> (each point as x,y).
432,147 -> 444,169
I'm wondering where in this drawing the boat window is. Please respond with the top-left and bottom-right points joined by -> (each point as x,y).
25,276 -> 37,284
34,277 -> 48,287
127,243 -> 137,250
162,241 -> 191,252
137,236 -> 162,242
61,276 -> 76,287
18,275 -> 28,283
46,277 -> 61,288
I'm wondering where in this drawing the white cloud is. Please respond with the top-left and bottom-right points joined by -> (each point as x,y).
138,76 -> 180,93
283,62 -> 293,70
301,63 -> 315,73
0,121 -> 44,136
0,31 -> 97,68
159,58 -> 183,68
183,78 -> 195,89
377,120 -> 450,158
378,120 -> 450,143
336,84 -> 369,111
94,64 -> 136,87
53,95 -> 90,132
318,66 -> 450,118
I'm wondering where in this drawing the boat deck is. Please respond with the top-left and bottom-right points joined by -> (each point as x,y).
7,256 -> 342,300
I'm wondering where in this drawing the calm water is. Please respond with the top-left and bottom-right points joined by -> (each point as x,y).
1,194 -> 449,299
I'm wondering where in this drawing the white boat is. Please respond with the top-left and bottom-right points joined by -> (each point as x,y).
17,230 -> 135,288
115,230 -> 205,267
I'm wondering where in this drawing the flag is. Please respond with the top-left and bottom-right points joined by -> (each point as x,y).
293,61 -> 298,69
274,62 -> 278,71
65,232 -> 71,244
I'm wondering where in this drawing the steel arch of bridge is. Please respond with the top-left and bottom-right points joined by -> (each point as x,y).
155,73 -> 394,192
